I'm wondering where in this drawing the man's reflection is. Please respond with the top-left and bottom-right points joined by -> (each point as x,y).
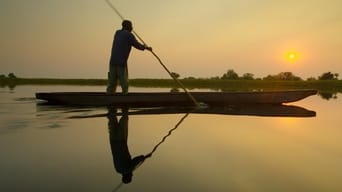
107,107 -> 147,184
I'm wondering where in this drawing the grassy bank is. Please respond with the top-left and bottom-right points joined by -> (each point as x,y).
132,78 -> 342,92
1,77 -> 342,92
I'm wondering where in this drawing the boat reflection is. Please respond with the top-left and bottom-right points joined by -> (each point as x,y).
128,104 -> 316,117
96,105 -> 316,120
67,104 -> 316,119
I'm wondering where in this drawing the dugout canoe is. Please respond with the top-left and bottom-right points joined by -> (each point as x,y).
35,90 -> 317,107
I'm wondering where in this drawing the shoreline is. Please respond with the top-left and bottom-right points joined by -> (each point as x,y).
1,78 -> 342,92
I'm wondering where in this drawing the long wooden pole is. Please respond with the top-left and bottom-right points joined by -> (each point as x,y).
105,0 -> 202,107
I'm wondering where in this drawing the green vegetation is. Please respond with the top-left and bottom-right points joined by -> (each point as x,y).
1,71 -> 341,98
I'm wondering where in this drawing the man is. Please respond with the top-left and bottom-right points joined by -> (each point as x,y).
107,20 -> 152,95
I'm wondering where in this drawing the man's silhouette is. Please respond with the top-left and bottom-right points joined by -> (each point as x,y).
107,107 -> 146,183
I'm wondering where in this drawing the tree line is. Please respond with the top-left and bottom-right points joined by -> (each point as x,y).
182,70 -> 339,81
1,71 -> 340,81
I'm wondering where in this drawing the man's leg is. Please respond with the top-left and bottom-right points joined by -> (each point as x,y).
106,65 -> 118,95
118,66 -> 129,94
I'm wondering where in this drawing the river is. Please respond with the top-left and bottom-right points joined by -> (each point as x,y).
0,85 -> 341,192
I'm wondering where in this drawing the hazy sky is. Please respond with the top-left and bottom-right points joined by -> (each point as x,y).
1,0 -> 341,79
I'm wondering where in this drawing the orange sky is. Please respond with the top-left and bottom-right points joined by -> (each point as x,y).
1,0 -> 341,79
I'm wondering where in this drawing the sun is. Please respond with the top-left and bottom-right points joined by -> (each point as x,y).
286,52 -> 298,62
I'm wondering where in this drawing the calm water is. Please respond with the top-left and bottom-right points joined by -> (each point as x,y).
0,85 -> 341,192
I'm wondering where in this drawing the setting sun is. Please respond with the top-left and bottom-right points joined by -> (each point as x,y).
287,52 -> 298,62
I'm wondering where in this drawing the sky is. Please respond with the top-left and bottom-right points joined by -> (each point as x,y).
1,0 -> 341,79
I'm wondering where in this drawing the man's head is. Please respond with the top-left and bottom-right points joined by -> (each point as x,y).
122,20 -> 133,32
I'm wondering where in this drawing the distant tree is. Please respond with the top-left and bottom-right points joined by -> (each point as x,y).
171,72 -> 180,79
184,76 -> 196,80
306,77 -> 316,81
334,73 -> 339,80
318,72 -> 337,80
263,75 -> 276,81
210,76 -> 220,80
242,73 -> 254,80
8,73 -> 17,78
221,69 -> 239,80
0,74 -> 5,78
263,72 -> 302,81
279,72 -> 302,81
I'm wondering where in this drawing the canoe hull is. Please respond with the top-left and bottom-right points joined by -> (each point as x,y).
36,90 -> 317,107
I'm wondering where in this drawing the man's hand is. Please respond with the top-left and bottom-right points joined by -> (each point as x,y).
144,45 -> 152,52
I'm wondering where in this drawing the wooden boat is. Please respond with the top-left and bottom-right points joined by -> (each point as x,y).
36,90 -> 317,107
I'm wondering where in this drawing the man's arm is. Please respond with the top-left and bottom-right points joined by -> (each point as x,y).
129,33 -> 152,51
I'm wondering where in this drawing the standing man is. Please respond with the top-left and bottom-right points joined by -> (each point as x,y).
107,20 -> 152,95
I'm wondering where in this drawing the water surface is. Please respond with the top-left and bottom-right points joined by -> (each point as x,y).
0,85 -> 341,192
